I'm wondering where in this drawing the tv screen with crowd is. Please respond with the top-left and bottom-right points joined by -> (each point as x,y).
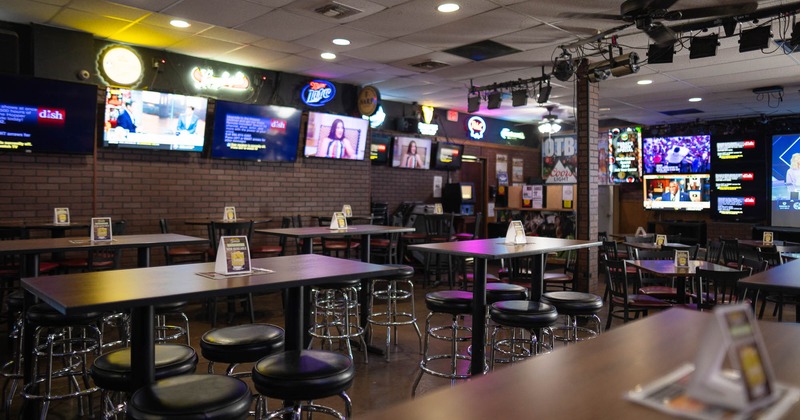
642,134 -> 711,175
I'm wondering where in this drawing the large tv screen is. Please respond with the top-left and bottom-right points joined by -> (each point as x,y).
771,133 -> 800,226
642,134 -> 711,175
392,136 -> 432,170
643,174 -> 711,211
711,135 -> 767,222
369,133 -> 392,164
102,88 -> 208,152
432,142 -> 464,170
0,75 -> 97,154
608,127 -> 642,183
303,112 -> 368,160
210,101 -> 301,162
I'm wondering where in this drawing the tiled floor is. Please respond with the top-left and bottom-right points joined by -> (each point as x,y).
1,264 -> 794,419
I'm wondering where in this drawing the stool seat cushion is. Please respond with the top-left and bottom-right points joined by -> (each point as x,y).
201,324 -> 285,364
128,374 -> 251,420
425,290 -> 473,314
7,290 -> 24,312
26,302 -> 102,326
382,264 -> 415,279
252,350 -> 355,401
541,291 -> 603,315
315,278 -> 361,289
91,344 -> 198,391
486,283 -> 528,304
154,301 -> 188,313
489,301 -> 558,329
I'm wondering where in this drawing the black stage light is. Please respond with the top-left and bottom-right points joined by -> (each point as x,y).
553,59 -> 574,82
689,34 -> 718,59
511,89 -> 528,107
487,91 -> 502,109
647,43 -> 674,64
739,26 -> 772,52
791,22 -> 800,48
467,95 -> 480,113
537,84 -> 551,104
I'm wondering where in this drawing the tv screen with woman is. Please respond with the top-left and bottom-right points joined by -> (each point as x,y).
303,112 -> 368,160
392,137 -> 431,170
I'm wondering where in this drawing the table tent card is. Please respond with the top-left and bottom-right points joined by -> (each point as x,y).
505,220 -> 527,244
635,226 -> 648,237
674,250 -> 690,268
655,234 -> 667,247
223,206 -> 237,221
214,235 -> 251,275
91,217 -> 112,241
762,231 -> 774,245
434,203 -> 444,215
53,207 -> 70,224
330,212 -> 347,230
342,204 -> 353,218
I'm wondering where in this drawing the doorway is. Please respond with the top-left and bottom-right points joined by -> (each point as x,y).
459,158 -> 488,238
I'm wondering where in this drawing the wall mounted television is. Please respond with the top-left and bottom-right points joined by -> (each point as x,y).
369,133 -> 392,164
0,75 -> 97,154
771,133 -> 800,226
642,134 -> 711,175
711,135 -> 767,222
303,111 -> 368,160
102,88 -> 208,152
210,101 -> 301,162
432,142 -> 464,170
608,126 -> 642,183
642,174 -> 711,211
391,136 -> 432,170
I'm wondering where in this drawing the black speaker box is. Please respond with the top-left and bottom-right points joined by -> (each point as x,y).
0,29 -> 20,74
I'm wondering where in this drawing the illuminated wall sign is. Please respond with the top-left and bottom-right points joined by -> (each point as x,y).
500,128 -> 525,141
191,67 -> 250,91
362,105 -> 386,128
447,109 -> 459,122
466,116 -> 486,140
357,85 -> 381,116
418,122 -> 439,136
421,105 -> 434,124
98,45 -> 143,87
302,79 -> 336,107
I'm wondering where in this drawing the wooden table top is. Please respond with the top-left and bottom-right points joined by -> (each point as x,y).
623,242 -> 691,250
256,224 -> 415,238
627,259 -> 737,277
0,220 -> 90,229
408,237 -> 601,260
184,218 -> 273,225
739,258 -> 800,293
22,254 -> 400,315
0,233 -> 207,255
738,239 -> 778,249
361,308 -> 800,420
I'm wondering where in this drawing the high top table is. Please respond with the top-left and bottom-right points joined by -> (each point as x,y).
626,259 -> 738,304
408,236 -> 601,375
22,254 -> 403,393
739,258 -> 800,322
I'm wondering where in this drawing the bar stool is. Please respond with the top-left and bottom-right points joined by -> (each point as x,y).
488,300 -> 557,369
308,279 -> 368,363
411,290 -> 475,396
367,264 -> 422,361
154,301 -> 191,344
128,374 -> 252,419
252,350 -> 355,419
21,302 -> 103,418
1,290 -> 24,412
541,291 -> 603,343
90,343 -> 198,418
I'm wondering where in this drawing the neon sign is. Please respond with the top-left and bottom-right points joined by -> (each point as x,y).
362,106 -> 386,128
500,128 -> 525,140
191,67 -> 250,91
467,116 -> 486,140
302,80 -> 336,107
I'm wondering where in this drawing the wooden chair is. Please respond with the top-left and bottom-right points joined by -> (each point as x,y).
719,237 -> 741,268
370,214 -> 402,264
543,250 -> 576,292
693,268 -> 750,311
603,256 -> 671,330
250,218 -> 289,258
635,249 -> 682,302
159,219 -> 207,265
61,221 -> 127,272
704,239 -> 724,264
422,213 -> 455,287
291,215 -> 321,254
452,212 -> 482,241
317,217 -> 360,259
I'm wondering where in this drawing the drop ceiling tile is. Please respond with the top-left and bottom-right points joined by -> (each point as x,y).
344,40 -> 433,63
49,8 -> 134,39
218,45 -> 290,68
303,62 -> 366,79
282,0 -> 386,24
110,0 -> 182,13
234,9 -> 336,41
293,27 -> 387,52
197,26 -> 264,44
108,21 -> 194,47
0,0 -> 60,23
140,13 -> 214,33
251,37 -> 310,54
169,36 -> 244,58
265,53 -> 322,73
68,0 -> 151,21
162,0 -> 274,28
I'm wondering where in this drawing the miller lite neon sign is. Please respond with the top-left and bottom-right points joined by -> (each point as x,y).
302,80 -> 336,107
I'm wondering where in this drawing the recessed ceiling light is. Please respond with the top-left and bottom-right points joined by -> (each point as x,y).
332,38 -> 350,46
688,97 -> 702,102
320,52 -> 337,60
437,3 -> 460,13
637,79 -> 653,85
170,19 -> 190,28
599,107 -> 611,112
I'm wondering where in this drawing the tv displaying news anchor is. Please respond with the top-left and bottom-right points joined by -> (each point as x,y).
660,180 -> 690,202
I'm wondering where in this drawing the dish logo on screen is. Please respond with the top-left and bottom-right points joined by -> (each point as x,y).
743,140 -> 756,148
744,196 -> 756,206
302,80 -> 336,107
742,172 -> 754,181
37,108 -> 65,126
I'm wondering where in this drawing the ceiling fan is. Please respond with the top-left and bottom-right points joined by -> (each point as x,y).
562,0 -> 758,48
538,106 -> 564,134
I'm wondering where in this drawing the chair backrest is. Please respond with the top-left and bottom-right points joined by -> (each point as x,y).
604,256 -> 631,302
739,256 -> 767,275
775,245 -> 800,263
159,218 -> 169,234
89,220 -> 127,270
694,268 -> 750,310
424,213 -> 454,240
472,212 -> 483,240
705,239 -> 724,264
600,240 -> 619,260
635,249 -> 674,260
598,231 -> 608,241
757,246 -> 782,268
209,220 -> 253,251
719,237 -> 740,265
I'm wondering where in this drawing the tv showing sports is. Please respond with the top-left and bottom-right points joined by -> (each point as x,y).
432,142 -> 464,170
303,111 -> 368,160
0,75 -> 97,154
642,174 -> 711,211
608,126 -> 642,183
103,88 -> 208,152
210,101 -> 301,162
391,136 -> 431,170
369,133 -> 392,164
771,133 -> 800,226
642,134 -> 711,175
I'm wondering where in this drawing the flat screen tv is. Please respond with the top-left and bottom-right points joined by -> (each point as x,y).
303,111 -> 368,160
432,142 -> 464,170
608,126 -> 642,183
391,136 -> 432,170
711,135 -> 767,222
210,101 -> 301,162
0,75 -> 97,154
771,133 -> 800,226
369,133 -> 392,164
102,88 -> 208,152
642,174 -> 711,211
642,134 -> 711,175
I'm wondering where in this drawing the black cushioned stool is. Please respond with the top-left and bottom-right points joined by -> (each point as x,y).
252,349 -> 355,419
541,291 -> 603,343
128,374 -> 252,419
411,290 -> 475,396
367,264 -> 422,361
486,282 -> 528,304
90,343 -> 198,418
489,300 -> 557,370
309,279 -> 367,363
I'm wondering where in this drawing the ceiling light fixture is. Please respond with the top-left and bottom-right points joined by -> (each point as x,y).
552,49 -> 574,82
467,94 -> 480,113
437,3 -> 460,13
487,91 -> 502,109
637,80 -> 653,85
511,89 -> 528,107
320,52 -> 336,60
170,19 -> 190,28
688,97 -> 702,102
538,106 -> 561,134
587,51 -> 639,83
647,43 -> 674,64
332,38 -> 350,46
537,81 -> 551,104
689,34 -> 719,59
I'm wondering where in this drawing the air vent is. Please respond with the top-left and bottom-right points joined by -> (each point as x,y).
410,60 -> 450,70
659,108 -> 704,116
314,2 -> 363,19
